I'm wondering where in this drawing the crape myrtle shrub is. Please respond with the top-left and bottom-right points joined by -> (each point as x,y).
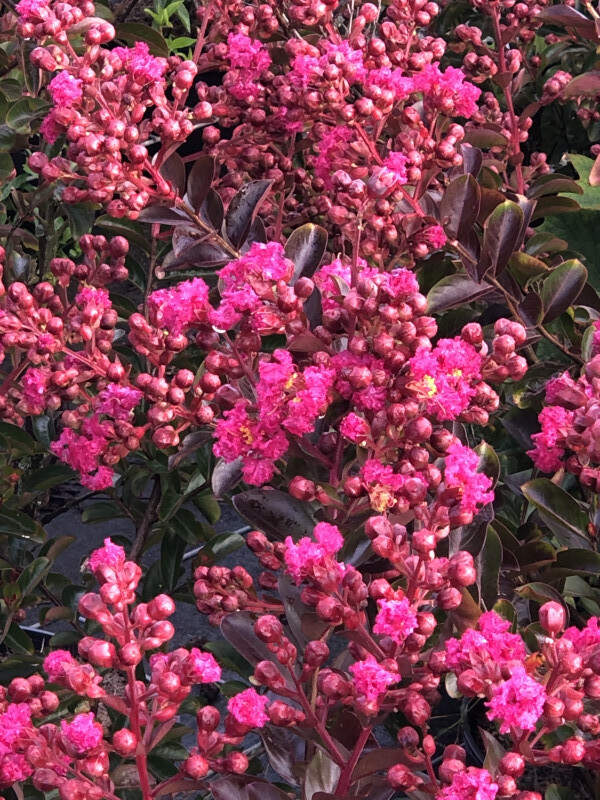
3,0 -> 600,799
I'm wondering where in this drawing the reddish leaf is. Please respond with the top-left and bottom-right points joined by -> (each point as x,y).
187,155 -> 215,211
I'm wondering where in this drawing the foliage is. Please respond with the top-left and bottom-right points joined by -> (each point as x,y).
1,0 -> 600,798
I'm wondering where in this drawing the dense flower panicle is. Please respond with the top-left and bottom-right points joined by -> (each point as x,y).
15,0 -> 49,22
284,522 -> 344,585
112,42 -> 167,83
444,442 -> 494,514
314,126 -> 355,189
21,367 -> 50,414
50,424 -> 113,490
60,713 -> 103,755
0,704 -> 33,785
563,615 -> 600,650
213,399 -> 289,485
408,338 -> 482,420
185,649 -> 222,683
88,538 -> 126,575
486,666 -> 546,734
528,405 -> 574,472
438,768 -> 498,800
147,277 -> 210,335
349,655 -> 398,713
48,72 -> 82,106
373,593 -> 418,645
415,63 -> 482,118
444,611 -> 527,670
227,688 -> 269,728
96,384 -> 142,420
43,650 -> 78,682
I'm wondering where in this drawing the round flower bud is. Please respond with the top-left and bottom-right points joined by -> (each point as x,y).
183,754 -> 209,779
539,601 -> 566,635
113,729 -> 137,756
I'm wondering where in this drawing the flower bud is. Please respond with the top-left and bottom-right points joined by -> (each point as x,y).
113,729 -> 137,756
539,601 -> 566,635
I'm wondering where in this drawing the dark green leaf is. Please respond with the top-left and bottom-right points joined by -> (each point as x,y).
6,97 -> 48,132
21,464 -> 75,493
116,23 -> 169,56
522,478 -> 591,549
160,530 -> 186,591
81,502 -> 126,523
476,528 -> 502,610
541,259 -> 587,322
17,558 -> 50,596
0,422 -> 37,453
0,508 -> 46,542
555,549 -> 600,575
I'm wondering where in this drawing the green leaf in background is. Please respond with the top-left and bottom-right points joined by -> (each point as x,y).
21,464 -> 75,493
0,508 -> 46,542
115,23 -> 169,57
522,478 -> 591,549
540,258 -> 587,322
561,154 -> 600,210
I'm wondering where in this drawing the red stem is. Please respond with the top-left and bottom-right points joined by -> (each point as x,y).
334,725 -> 372,796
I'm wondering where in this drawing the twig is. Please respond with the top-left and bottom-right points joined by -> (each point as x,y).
129,478 -> 162,561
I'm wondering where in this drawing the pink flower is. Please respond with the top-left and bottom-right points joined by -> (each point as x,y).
527,405 -> 574,473
213,399 -> 289,486
486,666 -> 546,734
373,593 -> 417,646
408,338 -> 482,420
314,126 -> 355,189
184,649 -> 222,683
382,151 -> 408,184
81,466 -> 114,490
40,110 -> 61,143
367,67 -> 415,102
444,441 -> 494,514
227,33 -> 271,73
445,611 -> 526,670
360,459 -> 405,513
0,753 -> 32,785
75,287 -> 111,314
15,0 -> 48,23
48,72 -> 82,107
44,650 -> 77,682
425,224 -> 447,249
340,412 -> 371,444
349,655 -> 398,713
213,243 -> 294,330
438,768 -> 498,800
414,63 -> 481,118
88,538 -> 126,575
0,703 -> 32,754
147,277 -> 209,335
564,616 -> 600,650
112,42 -> 167,83
61,712 -> 103,754
96,384 -> 142,420
284,522 -> 344,585
226,33 -> 271,101
228,688 -> 269,728
21,367 -> 50,414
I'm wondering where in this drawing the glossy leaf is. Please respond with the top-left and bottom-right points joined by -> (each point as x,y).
159,152 -> 185,196
21,464 -> 75,493
211,457 -> 243,498
521,478 -> 591,549
479,200 -> 524,278
115,23 -> 169,56
137,205 -> 189,226
286,223 -> 328,283
426,273 -> 493,314
187,155 -> 215,211
163,241 -> 230,271
225,180 -> 272,249
305,750 -> 341,800
233,488 -> 314,541
540,5 -> 596,38
439,174 -> 480,240
554,549 -> 600,575
17,557 -> 50,597
0,509 -> 46,542
476,527 -> 502,610
541,259 -> 587,322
